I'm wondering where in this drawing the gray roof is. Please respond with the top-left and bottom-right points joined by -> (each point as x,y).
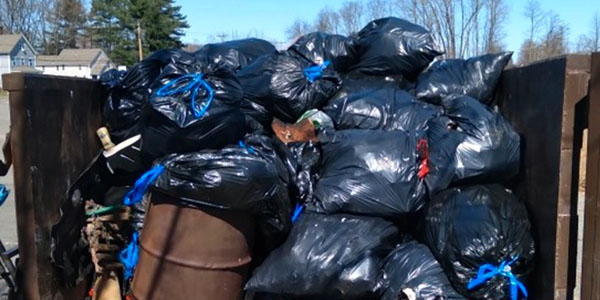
91,57 -> 112,75
37,48 -> 107,67
0,34 -> 22,54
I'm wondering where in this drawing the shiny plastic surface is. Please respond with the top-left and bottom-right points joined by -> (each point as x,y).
141,51 -> 248,159
237,53 -> 342,123
416,52 -> 513,104
309,129 -> 426,217
245,213 -> 399,298
378,241 -> 464,300
286,142 -> 321,203
101,49 -> 187,143
424,117 -> 463,194
153,135 -> 292,250
288,32 -> 357,73
423,185 -> 535,299
194,38 -> 277,72
324,87 -> 440,131
351,17 -> 443,80
444,96 -> 520,184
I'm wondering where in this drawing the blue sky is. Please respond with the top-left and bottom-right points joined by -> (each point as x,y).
175,0 -> 599,53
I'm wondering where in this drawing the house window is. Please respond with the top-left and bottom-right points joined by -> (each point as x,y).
62,65 -> 65,70
42,66 -> 45,71
20,58 -> 24,65
11,59 -> 15,66
29,58 -> 33,67
56,66 -> 59,71
79,65 -> 82,70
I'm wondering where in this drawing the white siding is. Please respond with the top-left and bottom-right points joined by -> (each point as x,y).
0,55 -> 11,89
38,65 -> 92,78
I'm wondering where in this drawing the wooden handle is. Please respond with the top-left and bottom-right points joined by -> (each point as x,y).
96,127 -> 115,151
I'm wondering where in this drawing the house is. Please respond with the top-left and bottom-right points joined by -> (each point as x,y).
0,34 -> 38,89
36,49 -> 114,79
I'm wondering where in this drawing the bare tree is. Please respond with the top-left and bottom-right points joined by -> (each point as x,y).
518,0 -> 545,65
577,11 -> 600,53
523,0 -> 544,42
314,7 -> 340,34
518,11 -> 569,65
540,13 -> 569,57
0,0 -> 55,49
366,0 -> 391,21
393,0 -> 488,58
286,19 -> 312,40
484,0 -> 508,53
339,1 -> 364,35
182,43 -> 202,52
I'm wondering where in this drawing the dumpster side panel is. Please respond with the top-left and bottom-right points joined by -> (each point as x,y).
556,65 -> 590,300
582,52 -> 600,300
2,73 -> 103,299
496,57 -> 569,300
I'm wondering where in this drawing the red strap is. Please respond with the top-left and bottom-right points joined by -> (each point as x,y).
417,139 -> 429,179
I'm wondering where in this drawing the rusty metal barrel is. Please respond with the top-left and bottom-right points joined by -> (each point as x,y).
131,191 -> 255,300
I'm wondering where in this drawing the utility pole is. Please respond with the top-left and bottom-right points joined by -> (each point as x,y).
137,21 -> 143,61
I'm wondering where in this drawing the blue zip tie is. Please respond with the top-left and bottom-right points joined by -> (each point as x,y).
291,204 -> 304,223
119,232 -> 140,280
303,60 -> 331,83
155,73 -> 214,118
467,256 -> 528,300
123,165 -> 165,206
238,140 -> 255,154
0,185 -> 9,207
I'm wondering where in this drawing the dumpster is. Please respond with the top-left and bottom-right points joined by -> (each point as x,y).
1,53 -> 600,300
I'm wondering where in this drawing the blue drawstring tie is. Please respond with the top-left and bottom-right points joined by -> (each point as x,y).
119,232 -> 140,280
467,256 -> 528,300
238,140 -> 255,154
155,73 -> 214,118
304,60 -> 331,83
0,185 -> 9,207
291,204 -> 304,223
123,165 -> 165,206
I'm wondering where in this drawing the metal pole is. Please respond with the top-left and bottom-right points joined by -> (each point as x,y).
137,21 -> 143,61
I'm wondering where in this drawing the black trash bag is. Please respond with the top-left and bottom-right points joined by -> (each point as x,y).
286,142 -> 322,203
351,17 -> 443,80
99,69 -> 125,88
245,213 -> 400,298
287,32 -> 357,73
237,53 -> 342,123
140,56 -> 248,160
323,87 -> 441,131
416,52 -> 513,104
194,38 -> 277,72
444,95 -> 520,184
101,49 -> 188,143
152,135 -> 292,250
378,241 -> 465,300
423,185 -> 535,300
326,72 -> 416,108
422,117 -> 463,194
308,129 -> 427,217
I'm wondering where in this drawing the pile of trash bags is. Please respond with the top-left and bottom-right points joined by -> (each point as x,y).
51,16 -> 535,300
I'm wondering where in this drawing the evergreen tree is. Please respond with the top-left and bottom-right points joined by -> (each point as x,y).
90,0 -> 188,65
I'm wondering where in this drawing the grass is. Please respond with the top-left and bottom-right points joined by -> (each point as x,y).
0,90 -> 7,97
